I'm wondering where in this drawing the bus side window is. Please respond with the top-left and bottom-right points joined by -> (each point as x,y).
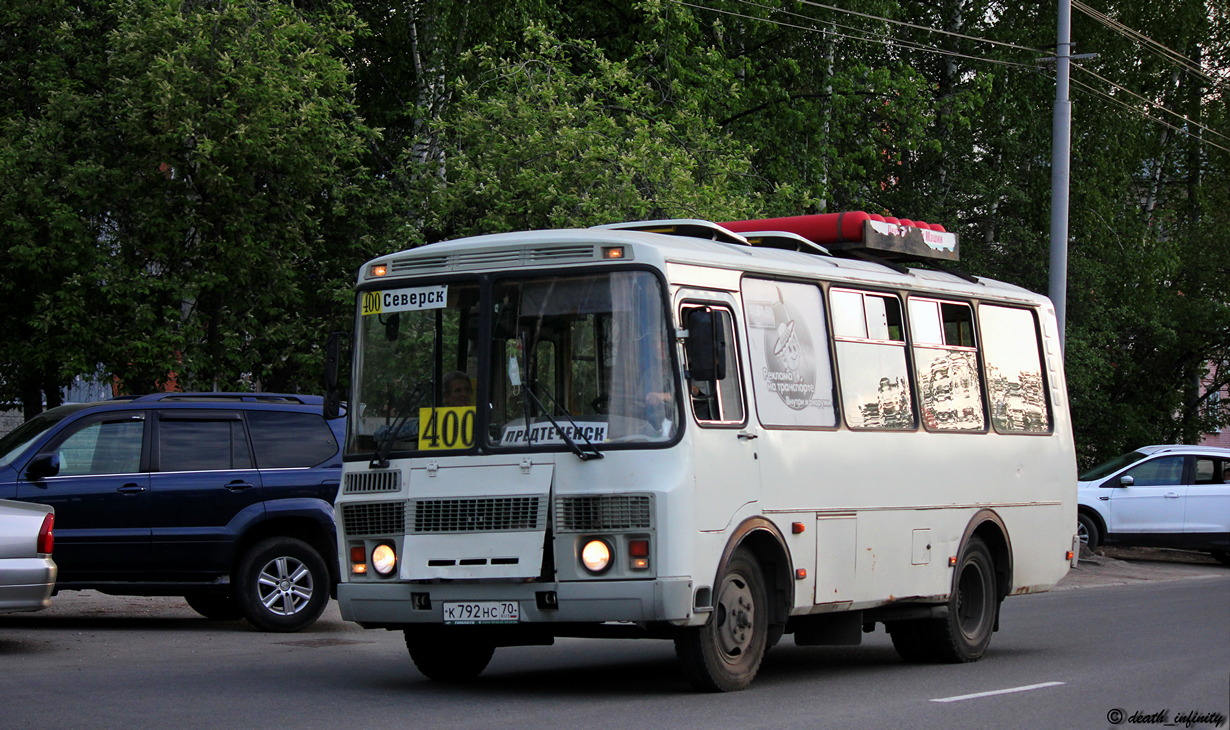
979,305 -> 1051,433
683,306 -> 745,424
831,289 -> 917,430
908,298 -> 986,431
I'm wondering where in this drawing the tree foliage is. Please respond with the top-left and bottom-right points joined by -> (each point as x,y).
1,0 -> 1227,465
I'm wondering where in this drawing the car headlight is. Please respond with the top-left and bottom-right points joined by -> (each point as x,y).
580,539 -> 613,574
372,543 -> 397,576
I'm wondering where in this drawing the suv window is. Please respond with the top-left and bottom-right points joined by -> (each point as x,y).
57,418 -> 144,476
1195,458 -> 1228,484
1122,455 -> 1184,486
246,411 -> 339,468
158,417 -> 253,471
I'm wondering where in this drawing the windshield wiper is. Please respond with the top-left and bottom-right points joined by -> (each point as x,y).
370,381 -> 429,469
524,379 -> 603,461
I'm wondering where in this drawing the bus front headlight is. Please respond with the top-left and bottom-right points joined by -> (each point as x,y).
580,539 -> 612,574
372,543 -> 398,576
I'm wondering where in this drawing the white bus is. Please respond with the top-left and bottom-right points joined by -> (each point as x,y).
330,212 -> 1078,692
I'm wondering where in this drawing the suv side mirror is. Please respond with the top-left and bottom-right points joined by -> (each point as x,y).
1117,475 -> 1135,487
26,454 -> 61,480
685,308 -> 726,382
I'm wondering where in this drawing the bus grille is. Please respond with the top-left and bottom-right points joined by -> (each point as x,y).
341,502 -> 406,536
409,497 -> 544,533
555,495 -> 653,532
343,470 -> 401,494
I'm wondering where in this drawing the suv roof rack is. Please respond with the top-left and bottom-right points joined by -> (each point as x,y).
117,393 -> 322,405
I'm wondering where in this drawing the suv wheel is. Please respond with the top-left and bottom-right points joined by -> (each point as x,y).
235,537 -> 329,632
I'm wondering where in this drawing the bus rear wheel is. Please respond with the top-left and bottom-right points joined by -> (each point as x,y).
405,629 -> 495,682
889,536 -> 998,663
674,548 -> 768,692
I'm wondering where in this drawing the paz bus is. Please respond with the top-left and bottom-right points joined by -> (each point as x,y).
327,212 -> 1078,692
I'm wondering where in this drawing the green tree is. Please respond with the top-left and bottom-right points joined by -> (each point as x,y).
410,25 -> 762,241
0,1 -> 116,416
0,0 -> 385,412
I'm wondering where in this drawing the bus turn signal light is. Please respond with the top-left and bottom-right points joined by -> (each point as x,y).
350,546 -> 368,575
629,539 -> 650,570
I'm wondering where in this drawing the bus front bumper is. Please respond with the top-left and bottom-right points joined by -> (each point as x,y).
338,577 -> 697,627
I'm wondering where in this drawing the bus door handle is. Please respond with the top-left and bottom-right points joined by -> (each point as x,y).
737,432 -> 758,441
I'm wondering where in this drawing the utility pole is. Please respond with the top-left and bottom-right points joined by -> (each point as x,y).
1045,0 -> 1095,350
1049,0 -> 1073,350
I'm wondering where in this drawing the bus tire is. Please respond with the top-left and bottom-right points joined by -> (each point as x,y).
889,536 -> 998,663
405,629 -> 495,681
674,548 -> 768,692
234,537 -> 330,633
1077,512 -> 1101,550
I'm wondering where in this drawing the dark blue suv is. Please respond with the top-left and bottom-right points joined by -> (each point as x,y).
0,393 -> 344,632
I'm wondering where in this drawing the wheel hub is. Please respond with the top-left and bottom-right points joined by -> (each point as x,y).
716,574 -> 754,657
256,556 -> 313,616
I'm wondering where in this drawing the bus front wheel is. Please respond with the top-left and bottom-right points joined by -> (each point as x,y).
674,548 -> 768,692
889,536 -> 998,663
405,629 -> 495,682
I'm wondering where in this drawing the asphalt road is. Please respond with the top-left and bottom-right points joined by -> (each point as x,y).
1,552 -> 1227,729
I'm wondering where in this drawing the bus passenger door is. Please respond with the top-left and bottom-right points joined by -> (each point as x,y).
681,300 -> 761,531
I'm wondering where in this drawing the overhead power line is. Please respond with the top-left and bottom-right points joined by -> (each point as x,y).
1071,76 -> 1230,154
1071,0 -> 1227,92
671,0 -> 1230,154
670,0 -> 1041,70
1071,64 -> 1230,147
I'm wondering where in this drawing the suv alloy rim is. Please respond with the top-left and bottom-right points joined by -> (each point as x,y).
256,555 -> 315,615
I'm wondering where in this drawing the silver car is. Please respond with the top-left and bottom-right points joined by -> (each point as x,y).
0,498 -> 56,614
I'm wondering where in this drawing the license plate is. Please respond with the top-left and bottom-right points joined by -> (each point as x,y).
442,601 -> 520,624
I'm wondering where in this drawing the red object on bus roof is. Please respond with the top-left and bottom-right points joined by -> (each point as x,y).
720,212 -> 946,244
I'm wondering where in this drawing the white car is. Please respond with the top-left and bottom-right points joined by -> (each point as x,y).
0,498 -> 56,614
1076,445 -> 1230,564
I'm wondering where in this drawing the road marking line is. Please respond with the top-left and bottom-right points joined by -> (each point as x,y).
930,682 -> 1066,703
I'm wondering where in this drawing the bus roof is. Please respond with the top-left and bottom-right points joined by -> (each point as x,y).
362,220 -> 1047,307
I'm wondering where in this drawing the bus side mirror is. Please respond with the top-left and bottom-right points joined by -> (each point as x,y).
685,308 -> 726,381
324,331 -> 349,420
26,454 -> 60,480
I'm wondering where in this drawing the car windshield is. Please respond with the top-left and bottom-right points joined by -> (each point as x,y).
0,404 -> 94,468
347,270 -> 678,458
1078,450 -> 1148,481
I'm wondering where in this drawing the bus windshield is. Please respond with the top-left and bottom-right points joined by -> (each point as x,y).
348,270 -> 679,458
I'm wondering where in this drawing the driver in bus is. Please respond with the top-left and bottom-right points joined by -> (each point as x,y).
443,370 -> 474,407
